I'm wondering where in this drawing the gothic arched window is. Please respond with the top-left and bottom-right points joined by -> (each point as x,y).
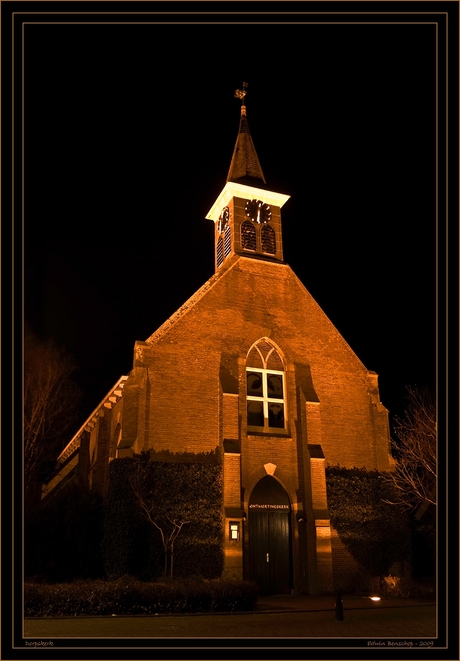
246,340 -> 286,432
241,221 -> 257,251
261,224 -> 276,254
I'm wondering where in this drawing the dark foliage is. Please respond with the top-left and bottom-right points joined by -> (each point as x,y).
102,454 -> 224,580
326,466 -> 412,577
387,386 -> 436,511
411,511 -> 436,579
24,578 -> 258,616
24,487 -> 104,582
147,448 -> 221,464
24,324 -> 82,512
100,458 -> 141,578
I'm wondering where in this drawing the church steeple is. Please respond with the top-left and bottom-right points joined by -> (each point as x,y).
227,83 -> 266,187
206,84 -> 290,272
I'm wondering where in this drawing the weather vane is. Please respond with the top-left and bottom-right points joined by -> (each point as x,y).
234,82 -> 248,104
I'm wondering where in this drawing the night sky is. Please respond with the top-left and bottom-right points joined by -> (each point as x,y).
22,16 -> 439,430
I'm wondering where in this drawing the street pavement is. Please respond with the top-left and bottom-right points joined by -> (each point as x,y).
254,592 -> 433,612
22,594 -> 439,649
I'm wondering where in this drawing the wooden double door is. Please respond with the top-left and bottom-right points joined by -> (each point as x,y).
248,477 -> 292,595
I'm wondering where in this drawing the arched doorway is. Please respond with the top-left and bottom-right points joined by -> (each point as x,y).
248,476 -> 292,595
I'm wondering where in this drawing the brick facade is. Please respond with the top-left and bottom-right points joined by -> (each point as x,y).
44,250 -> 392,594
43,105 -> 393,594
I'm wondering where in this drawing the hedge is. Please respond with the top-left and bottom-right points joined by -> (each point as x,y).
102,453 -> 224,580
326,465 -> 412,577
24,578 -> 258,616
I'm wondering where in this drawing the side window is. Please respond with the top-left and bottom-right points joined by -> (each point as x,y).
246,340 -> 286,432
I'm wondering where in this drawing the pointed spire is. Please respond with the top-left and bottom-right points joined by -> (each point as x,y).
227,83 -> 266,186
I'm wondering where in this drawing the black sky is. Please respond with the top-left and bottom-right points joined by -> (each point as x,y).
22,14 -> 440,428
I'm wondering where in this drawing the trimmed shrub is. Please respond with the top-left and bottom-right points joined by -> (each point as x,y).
102,453 -> 224,580
326,466 -> 412,578
101,458 -> 141,578
24,578 -> 258,616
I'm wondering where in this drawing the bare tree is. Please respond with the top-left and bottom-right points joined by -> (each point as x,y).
129,459 -> 189,578
385,386 -> 436,514
24,325 -> 81,510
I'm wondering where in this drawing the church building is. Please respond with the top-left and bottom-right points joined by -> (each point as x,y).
42,85 -> 393,595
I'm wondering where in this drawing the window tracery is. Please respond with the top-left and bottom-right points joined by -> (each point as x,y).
246,340 -> 286,432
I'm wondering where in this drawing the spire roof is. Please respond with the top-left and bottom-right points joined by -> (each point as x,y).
227,84 -> 266,186
205,83 -> 290,223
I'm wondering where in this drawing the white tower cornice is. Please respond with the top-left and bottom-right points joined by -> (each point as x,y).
206,182 -> 290,223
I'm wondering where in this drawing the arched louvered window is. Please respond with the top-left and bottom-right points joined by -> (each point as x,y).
246,339 -> 286,432
224,224 -> 231,258
241,221 -> 257,251
261,224 -> 276,255
216,235 -> 224,268
216,206 -> 231,268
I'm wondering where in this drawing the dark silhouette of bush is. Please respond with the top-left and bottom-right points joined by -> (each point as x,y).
25,487 -> 104,582
102,452 -> 223,580
24,577 -> 258,616
326,466 -> 412,577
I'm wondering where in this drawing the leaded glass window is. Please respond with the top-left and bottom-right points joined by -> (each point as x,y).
246,340 -> 287,432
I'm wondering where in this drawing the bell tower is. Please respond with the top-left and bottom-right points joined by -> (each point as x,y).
206,83 -> 290,272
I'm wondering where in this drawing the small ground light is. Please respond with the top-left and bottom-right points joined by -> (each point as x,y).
369,596 -> 381,601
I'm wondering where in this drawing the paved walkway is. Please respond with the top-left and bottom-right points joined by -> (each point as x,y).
254,593 -> 435,613
23,598 -> 438,640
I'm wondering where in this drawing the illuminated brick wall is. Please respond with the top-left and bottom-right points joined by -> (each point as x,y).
120,255 -> 391,473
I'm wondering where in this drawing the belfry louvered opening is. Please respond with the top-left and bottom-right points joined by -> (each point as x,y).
241,221 -> 257,251
261,224 -> 276,254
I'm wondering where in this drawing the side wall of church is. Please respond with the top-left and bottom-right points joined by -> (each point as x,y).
90,397 -> 124,496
